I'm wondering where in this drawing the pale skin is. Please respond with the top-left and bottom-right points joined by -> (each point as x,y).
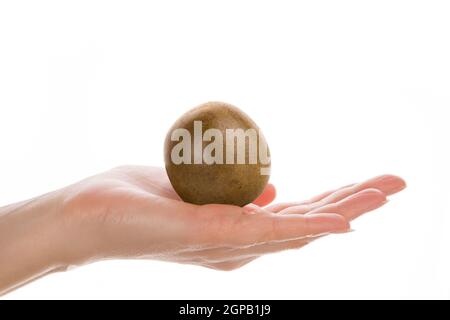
0,166 -> 406,296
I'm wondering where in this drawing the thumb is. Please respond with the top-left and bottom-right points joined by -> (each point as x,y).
252,183 -> 276,207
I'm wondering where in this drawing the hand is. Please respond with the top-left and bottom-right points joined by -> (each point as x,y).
0,165 -> 406,294
59,166 -> 406,270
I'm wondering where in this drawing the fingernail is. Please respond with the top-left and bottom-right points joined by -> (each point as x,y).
347,190 -> 387,219
380,175 -> 407,195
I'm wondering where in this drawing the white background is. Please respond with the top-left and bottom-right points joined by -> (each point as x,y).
1,1 -> 449,299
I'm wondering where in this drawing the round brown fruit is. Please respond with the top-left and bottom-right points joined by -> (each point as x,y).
164,101 -> 271,207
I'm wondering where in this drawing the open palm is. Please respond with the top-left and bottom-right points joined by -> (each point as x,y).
61,166 -> 406,270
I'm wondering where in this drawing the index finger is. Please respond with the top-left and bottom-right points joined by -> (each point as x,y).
215,210 -> 349,247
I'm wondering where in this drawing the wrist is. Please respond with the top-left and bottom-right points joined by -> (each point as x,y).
0,190 -> 70,294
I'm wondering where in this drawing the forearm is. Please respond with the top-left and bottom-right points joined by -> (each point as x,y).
0,191 -> 67,296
